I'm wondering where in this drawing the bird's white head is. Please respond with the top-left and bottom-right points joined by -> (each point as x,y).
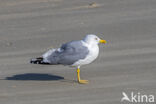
83,34 -> 107,45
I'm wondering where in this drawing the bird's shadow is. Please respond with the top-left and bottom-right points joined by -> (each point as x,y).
5,73 -> 64,81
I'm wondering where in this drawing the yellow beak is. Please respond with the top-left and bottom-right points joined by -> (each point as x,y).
99,39 -> 107,44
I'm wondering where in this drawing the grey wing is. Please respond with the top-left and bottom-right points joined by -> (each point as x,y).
46,41 -> 89,65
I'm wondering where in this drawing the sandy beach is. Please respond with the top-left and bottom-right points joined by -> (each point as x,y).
0,0 -> 156,104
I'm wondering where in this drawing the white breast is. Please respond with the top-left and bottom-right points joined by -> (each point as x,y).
72,43 -> 99,67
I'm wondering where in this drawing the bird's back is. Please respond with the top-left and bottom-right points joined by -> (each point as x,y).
43,40 -> 89,65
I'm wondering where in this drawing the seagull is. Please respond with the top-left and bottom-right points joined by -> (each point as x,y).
30,34 -> 107,84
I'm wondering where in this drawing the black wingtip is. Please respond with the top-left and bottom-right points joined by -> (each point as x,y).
30,57 -> 43,64
30,57 -> 50,65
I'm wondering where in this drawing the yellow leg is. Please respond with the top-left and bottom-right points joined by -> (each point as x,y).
77,68 -> 88,84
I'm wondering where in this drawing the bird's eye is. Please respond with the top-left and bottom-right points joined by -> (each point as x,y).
95,38 -> 98,40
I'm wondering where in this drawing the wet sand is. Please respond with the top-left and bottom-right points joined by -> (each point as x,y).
0,0 -> 156,104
